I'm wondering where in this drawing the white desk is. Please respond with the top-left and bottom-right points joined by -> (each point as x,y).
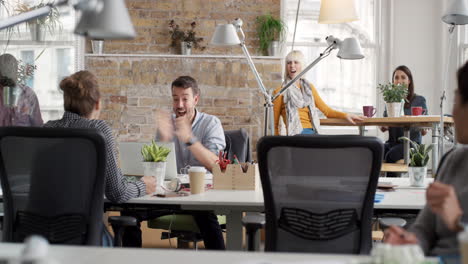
0,242 -> 380,264
106,177 -> 430,251
376,177 -> 432,210
321,116 -> 454,171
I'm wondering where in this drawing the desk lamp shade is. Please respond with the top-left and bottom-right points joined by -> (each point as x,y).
442,0 -> 468,25
337,38 -> 364,59
75,0 -> 136,40
211,24 -> 241,46
318,0 -> 358,24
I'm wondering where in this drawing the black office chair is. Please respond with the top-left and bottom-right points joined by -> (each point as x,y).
0,127 -> 106,245
256,135 -> 383,254
224,128 -> 251,162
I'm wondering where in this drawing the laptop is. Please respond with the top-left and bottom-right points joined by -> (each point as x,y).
118,141 -> 177,180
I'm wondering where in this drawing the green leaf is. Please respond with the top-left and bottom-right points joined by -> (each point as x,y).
141,141 -> 171,162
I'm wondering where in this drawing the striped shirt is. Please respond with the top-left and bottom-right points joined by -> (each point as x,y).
44,111 -> 146,203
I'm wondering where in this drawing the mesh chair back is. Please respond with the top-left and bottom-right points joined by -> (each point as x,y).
224,129 -> 251,162
0,127 -> 106,245
257,135 -> 383,254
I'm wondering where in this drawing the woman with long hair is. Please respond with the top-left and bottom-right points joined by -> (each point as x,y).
273,50 -> 363,135
381,65 -> 428,175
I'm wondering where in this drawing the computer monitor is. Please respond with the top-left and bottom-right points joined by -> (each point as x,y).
118,141 -> 177,180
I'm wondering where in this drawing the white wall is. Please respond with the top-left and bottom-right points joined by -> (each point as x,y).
386,0 -> 460,122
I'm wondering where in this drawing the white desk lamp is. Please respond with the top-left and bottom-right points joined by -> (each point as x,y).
439,0 -> 468,164
211,19 -> 364,136
0,0 -> 135,39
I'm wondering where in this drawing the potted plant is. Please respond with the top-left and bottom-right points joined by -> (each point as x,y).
141,141 -> 171,194
169,20 -> 206,55
377,83 -> 408,117
400,137 -> 434,187
15,1 -> 62,41
256,14 -> 286,56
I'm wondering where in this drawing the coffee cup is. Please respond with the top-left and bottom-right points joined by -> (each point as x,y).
363,106 -> 377,117
459,230 -> 468,264
188,166 -> 206,194
411,107 -> 426,116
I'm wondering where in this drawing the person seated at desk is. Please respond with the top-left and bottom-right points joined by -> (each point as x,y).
44,70 -> 156,203
122,76 -> 226,250
0,53 -> 43,127
380,65 -> 428,177
384,61 -> 468,256
273,50 -> 363,135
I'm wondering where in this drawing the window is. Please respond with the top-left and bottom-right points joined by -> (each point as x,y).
282,0 -> 380,113
0,0 -> 81,122
20,50 -> 35,88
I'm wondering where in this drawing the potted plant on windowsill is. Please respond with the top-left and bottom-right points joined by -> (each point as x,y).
256,14 -> 286,56
15,1 -> 62,42
400,137 -> 434,187
141,141 -> 171,194
378,83 -> 408,117
169,20 -> 206,55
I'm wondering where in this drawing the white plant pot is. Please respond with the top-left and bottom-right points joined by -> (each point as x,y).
181,41 -> 192,55
268,41 -> 281,56
142,162 -> 166,194
408,166 -> 427,187
386,102 -> 403,117
29,23 -> 45,42
91,40 -> 104,54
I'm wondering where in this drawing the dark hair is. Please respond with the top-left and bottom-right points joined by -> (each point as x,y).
392,65 -> 415,108
457,61 -> 468,105
171,76 -> 200,96
59,70 -> 100,117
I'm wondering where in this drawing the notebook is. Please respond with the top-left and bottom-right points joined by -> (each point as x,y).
118,141 -> 177,180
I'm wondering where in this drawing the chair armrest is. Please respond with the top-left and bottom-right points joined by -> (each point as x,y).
108,216 -> 137,227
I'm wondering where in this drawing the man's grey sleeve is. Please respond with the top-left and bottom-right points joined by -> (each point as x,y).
409,205 -> 437,255
201,117 -> 225,154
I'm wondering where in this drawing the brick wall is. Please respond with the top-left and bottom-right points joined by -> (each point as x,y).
86,0 -> 280,56
86,55 -> 282,157
85,0 -> 282,158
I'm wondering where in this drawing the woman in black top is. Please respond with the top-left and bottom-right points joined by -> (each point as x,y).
44,70 -> 156,202
381,65 -> 428,176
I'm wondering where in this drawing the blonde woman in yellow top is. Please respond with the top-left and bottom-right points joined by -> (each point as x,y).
273,50 -> 364,135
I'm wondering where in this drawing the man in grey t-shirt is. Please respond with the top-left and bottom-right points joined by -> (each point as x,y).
157,76 -> 225,171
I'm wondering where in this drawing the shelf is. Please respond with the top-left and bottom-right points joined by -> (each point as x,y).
84,53 -> 283,60
0,40 -> 75,46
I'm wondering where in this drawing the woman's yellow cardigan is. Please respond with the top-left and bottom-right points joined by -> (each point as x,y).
273,82 -> 347,135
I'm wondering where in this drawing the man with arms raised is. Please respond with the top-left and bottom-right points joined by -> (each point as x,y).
123,76 -> 225,250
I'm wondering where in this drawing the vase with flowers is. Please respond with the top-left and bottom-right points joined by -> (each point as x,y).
169,20 -> 206,55
0,60 -> 36,107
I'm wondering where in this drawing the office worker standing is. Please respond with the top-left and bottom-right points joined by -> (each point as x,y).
273,50 -> 363,135
44,70 -> 156,203
380,65 -> 428,176
384,62 -> 468,256
122,76 -> 226,250
0,53 -> 43,127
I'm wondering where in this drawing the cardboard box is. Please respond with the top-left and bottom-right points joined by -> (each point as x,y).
212,163 -> 260,191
